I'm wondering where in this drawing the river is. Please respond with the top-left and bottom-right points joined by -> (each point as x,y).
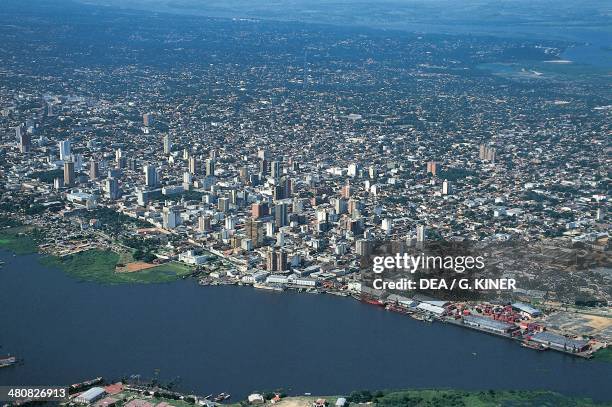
0,250 -> 611,401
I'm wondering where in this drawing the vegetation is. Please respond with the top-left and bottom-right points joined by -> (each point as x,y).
339,389 -> 611,407
0,224 -> 44,254
41,249 -> 192,284
593,347 -> 612,363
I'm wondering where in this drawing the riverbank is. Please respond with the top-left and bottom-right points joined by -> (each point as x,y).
41,250 -> 193,284
96,385 -> 612,407
0,223 -> 192,284
0,225 -> 43,254
241,389 -> 611,406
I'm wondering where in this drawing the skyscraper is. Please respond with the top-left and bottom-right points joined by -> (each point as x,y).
442,179 -> 451,195
162,206 -> 180,229
59,140 -> 71,161
105,177 -> 120,200
144,165 -> 157,187
274,202 -> 289,228
143,113 -> 152,127
163,134 -> 172,154
426,161 -> 437,176
245,218 -> 263,248
63,161 -> 75,186
416,225 -> 426,243
271,160 -> 281,179
205,159 -> 215,177
19,132 -> 31,153
189,156 -> 198,175
89,159 -> 100,180
198,215 -> 211,232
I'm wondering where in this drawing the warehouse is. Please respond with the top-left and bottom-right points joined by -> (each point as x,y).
512,302 -> 542,318
75,387 -> 106,404
530,332 -> 589,352
463,315 -> 516,334
266,274 -> 289,285
416,302 -> 445,316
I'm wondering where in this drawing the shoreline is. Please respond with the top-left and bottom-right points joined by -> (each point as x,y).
0,228 -> 609,362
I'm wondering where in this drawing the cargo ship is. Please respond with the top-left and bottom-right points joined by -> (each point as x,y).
69,377 -> 103,393
0,355 -> 17,368
360,296 -> 384,306
385,304 -> 413,315
521,341 -> 548,351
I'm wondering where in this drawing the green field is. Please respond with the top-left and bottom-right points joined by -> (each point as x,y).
235,390 -> 611,407
41,249 -> 193,284
369,389 -> 609,407
0,226 -> 42,254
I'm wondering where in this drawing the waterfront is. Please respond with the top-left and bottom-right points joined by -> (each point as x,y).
1,250 -> 611,402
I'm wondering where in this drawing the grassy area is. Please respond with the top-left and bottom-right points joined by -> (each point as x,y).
41,249 -> 193,284
370,389 -> 609,407
0,226 -> 42,254
593,347 -> 612,363
255,390 -> 611,407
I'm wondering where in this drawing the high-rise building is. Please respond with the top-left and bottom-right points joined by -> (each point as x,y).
217,197 -> 229,212
341,182 -> 352,199
53,177 -> 64,190
257,149 -> 269,160
19,132 -> 31,153
144,165 -> 157,187
245,218 -> 263,248
89,159 -> 100,180
162,206 -> 180,229
143,113 -> 152,127
128,158 -> 138,171
355,239 -> 372,257
271,161 -> 281,178
416,225 -> 426,242
198,215 -> 211,232
189,156 -> 198,175
239,166 -> 249,183
266,249 -> 288,272
334,197 -> 348,215
426,161 -> 437,176
205,159 -> 215,177
252,202 -> 268,219
277,250 -> 288,271
266,249 -> 277,271
274,202 -> 289,228
59,140 -> 71,161
479,144 -> 496,163
15,124 -> 24,141
105,177 -> 121,200
442,179 -> 451,195
163,134 -> 172,154
63,161 -> 75,186
292,198 -> 304,215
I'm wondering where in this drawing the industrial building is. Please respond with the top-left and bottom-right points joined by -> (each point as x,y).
74,387 -> 106,404
512,302 -> 542,318
530,332 -> 589,353
463,315 -> 517,335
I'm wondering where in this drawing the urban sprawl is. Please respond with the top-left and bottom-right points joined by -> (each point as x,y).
0,8 -> 610,375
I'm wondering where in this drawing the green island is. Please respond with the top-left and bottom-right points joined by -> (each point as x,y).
195,389 -> 612,407
40,250 -> 193,284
